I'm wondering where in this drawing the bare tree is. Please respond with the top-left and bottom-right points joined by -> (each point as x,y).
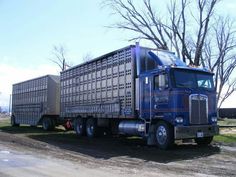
105,0 -> 236,107
50,45 -> 71,71
105,0 -> 219,66
203,17 -> 236,107
105,0 -> 169,50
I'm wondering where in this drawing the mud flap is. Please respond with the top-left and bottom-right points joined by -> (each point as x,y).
147,124 -> 157,145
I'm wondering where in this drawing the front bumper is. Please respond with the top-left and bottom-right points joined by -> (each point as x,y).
175,125 -> 219,140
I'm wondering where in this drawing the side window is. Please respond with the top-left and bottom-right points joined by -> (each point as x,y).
140,50 -> 157,73
154,74 -> 169,90
154,75 -> 159,90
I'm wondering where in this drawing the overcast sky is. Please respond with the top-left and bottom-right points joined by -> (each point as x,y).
0,0 -> 236,109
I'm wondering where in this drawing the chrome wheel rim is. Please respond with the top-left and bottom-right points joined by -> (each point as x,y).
87,124 -> 94,136
156,125 -> 167,145
76,123 -> 82,134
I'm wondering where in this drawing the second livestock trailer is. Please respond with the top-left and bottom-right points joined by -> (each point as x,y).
11,75 -> 60,130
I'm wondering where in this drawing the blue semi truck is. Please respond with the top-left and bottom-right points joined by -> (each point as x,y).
12,43 -> 219,149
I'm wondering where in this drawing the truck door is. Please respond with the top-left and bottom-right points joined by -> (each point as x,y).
140,76 -> 153,119
153,74 -> 169,117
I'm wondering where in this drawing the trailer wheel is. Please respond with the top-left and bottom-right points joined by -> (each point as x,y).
11,116 -> 19,127
51,118 -> 56,130
42,117 -> 54,131
74,118 -> 85,136
195,136 -> 213,146
86,118 -> 98,138
155,121 -> 174,150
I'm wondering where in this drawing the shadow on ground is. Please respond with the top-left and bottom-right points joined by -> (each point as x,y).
0,125 -> 64,134
0,125 -> 221,164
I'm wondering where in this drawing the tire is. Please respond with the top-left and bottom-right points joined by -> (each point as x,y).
74,118 -> 85,136
195,136 -> 213,146
50,118 -> 56,130
11,116 -> 19,127
155,121 -> 174,150
42,117 -> 54,131
86,118 -> 98,138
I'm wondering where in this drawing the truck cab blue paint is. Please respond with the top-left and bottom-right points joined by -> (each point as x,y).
139,65 -> 217,128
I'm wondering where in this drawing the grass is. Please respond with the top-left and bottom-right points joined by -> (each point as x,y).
0,118 -> 65,135
214,134 -> 236,144
218,118 -> 236,126
0,118 -> 10,128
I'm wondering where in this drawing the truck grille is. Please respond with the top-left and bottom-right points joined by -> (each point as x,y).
189,94 -> 208,125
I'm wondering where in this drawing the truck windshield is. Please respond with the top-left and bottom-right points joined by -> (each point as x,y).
171,69 -> 214,90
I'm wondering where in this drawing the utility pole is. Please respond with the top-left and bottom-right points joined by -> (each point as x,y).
9,94 -> 12,115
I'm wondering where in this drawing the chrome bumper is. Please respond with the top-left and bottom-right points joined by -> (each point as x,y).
175,125 -> 219,140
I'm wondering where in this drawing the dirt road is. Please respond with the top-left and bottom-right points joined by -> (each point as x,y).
0,143 -> 122,177
0,127 -> 235,177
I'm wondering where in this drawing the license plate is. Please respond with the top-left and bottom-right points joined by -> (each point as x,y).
197,132 -> 204,138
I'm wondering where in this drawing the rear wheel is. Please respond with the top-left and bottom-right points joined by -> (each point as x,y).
11,116 -> 19,127
86,118 -> 99,138
155,121 -> 174,150
74,118 -> 85,136
42,117 -> 55,131
195,136 -> 213,146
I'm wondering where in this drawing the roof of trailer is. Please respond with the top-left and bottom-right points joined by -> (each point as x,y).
61,45 -> 135,74
61,44 -> 160,74
13,75 -> 59,86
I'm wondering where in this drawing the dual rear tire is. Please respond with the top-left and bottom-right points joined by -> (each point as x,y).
74,118 -> 99,138
42,117 -> 55,131
74,118 -> 85,136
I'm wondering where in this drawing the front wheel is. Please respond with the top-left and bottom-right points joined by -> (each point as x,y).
195,136 -> 213,146
155,121 -> 174,150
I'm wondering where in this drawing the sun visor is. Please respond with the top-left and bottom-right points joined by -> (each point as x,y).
148,50 -> 186,67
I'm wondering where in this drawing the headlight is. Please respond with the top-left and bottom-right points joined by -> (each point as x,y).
175,117 -> 183,123
211,117 -> 217,123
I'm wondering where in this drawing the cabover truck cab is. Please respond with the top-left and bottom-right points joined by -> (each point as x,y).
139,64 -> 219,149
61,43 -> 219,149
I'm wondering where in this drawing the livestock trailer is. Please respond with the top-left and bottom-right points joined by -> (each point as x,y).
11,75 -> 60,130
